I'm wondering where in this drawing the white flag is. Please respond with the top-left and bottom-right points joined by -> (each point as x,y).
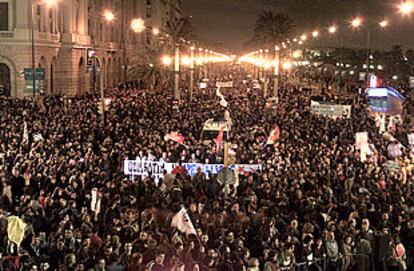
91,188 -> 101,214
171,207 -> 197,236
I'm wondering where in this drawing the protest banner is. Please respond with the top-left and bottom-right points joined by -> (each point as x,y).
123,160 -> 262,182
355,132 -> 368,150
311,101 -> 351,118
216,81 -> 233,88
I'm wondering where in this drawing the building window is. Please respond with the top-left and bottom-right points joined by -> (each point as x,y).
0,2 -> 9,31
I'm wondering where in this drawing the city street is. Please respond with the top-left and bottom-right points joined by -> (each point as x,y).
0,1 -> 413,271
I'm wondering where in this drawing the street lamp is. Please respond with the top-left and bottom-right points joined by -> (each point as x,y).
161,55 -> 172,66
398,1 -> 414,15
328,25 -> 337,34
103,10 -> 115,22
273,45 -> 280,99
379,20 -> 389,28
351,17 -> 363,28
130,18 -> 145,33
152,27 -> 160,35
190,46 -> 195,101
300,34 -> 307,41
312,30 -> 319,38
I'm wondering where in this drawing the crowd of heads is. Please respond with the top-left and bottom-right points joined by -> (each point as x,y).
0,79 -> 413,271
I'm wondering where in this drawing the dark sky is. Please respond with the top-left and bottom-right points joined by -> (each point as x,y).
182,0 -> 414,53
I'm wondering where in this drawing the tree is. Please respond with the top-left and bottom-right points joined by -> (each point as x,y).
252,11 -> 295,47
128,43 -> 171,90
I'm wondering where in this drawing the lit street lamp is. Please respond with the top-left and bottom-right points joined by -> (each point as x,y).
350,16 -> 389,85
398,1 -> 414,15
328,25 -> 337,34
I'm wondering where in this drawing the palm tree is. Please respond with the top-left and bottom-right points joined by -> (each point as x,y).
252,11 -> 295,47
251,11 -> 295,98
165,16 -> 193,100
128,43 -> 171,90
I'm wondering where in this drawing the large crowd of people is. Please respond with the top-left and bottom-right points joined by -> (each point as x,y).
0,78 -> 413,271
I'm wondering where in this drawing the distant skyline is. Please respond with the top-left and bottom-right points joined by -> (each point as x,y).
182,0 -> 414,53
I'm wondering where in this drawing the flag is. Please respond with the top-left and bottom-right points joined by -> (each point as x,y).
171,207 -> 197,236
164,132 -> 185,145
22,121 -> 29,145
7,216 -> 26,246
33,133 -> 44,142
214,126 -> 224,153
91,188 -> 101,214
220,98 -> 228,108
216,86 -> 228,108
266,126 -> 280,145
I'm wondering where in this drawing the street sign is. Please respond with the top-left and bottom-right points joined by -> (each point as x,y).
24,68 -> 45,94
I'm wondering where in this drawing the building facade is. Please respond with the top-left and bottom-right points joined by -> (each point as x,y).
0,0 -> 180,97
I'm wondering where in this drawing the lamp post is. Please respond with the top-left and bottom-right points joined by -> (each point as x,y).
350,17 -> 388,86
190,46 -> 195,101
273,45 -> 280,99
263,49 -> 269,97
174,44 -> 180,100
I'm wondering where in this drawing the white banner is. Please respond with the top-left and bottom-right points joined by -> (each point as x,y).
355,132 -> 368,150
123,160 -> 262,180
311,101 -> 352,118
216,81 -> 233,88
408,133 -> 414,146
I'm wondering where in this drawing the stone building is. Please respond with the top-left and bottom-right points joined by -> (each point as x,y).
0,0 -> 181,97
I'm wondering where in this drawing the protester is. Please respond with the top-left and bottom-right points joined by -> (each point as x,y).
0,78 -> 412,271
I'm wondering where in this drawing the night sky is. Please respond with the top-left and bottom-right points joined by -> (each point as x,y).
182,0 -> 414,53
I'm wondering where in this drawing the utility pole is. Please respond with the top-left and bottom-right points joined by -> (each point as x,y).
273,45 -> 280,100
190,46 -> 195,101
174,44 -> 180,100
121,0 -> 127,85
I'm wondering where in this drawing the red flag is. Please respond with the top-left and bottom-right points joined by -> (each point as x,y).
266,126 -> 280,145
165,132 -> 185,144
214,126 -> 224,153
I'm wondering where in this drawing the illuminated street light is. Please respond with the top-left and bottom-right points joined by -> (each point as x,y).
398,1 -> 414,15
379,20 -> 389,28
328,25 -> 337,34
103,10 -> 115,22
282,61 -> 293,70
351,17 -> 363,28
152,28 -> 160,35
43,0 -> 58,7
312,30 -> 319,38
161,55 -> 172,66
131,18 -> 145,33
181,56 -> 191,66
300,34 -> 307,41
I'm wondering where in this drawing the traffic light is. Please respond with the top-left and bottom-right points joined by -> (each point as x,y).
87,48 -> 96,68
